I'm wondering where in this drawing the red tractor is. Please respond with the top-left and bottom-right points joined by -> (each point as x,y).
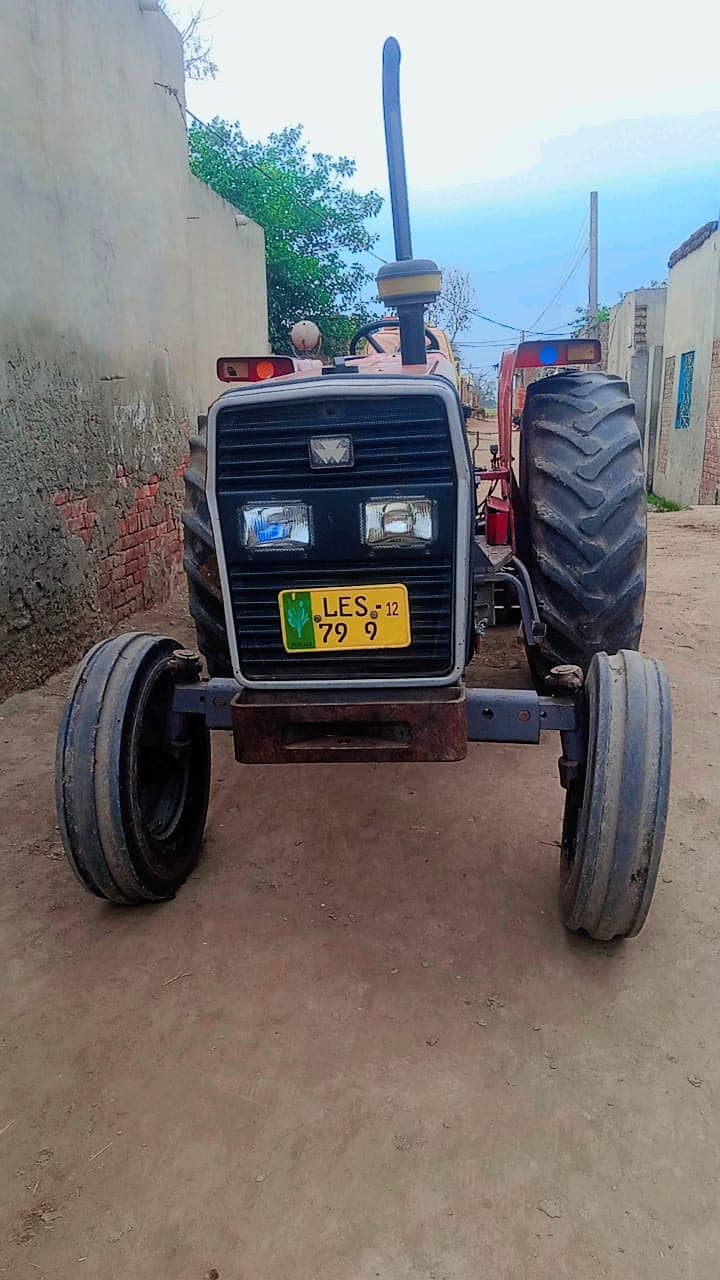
56,39 -> 670,941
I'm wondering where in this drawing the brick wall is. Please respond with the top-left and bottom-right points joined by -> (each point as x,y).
655,355 -> 676,477
699,339 -> 720,504
42,449 -> 188,661
52,459 -> 188,626
633,303 -> 648,350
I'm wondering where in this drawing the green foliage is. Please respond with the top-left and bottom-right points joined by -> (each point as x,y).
188,120 -> 382,354
573,303 -> 610,331
647,492 -> 682,512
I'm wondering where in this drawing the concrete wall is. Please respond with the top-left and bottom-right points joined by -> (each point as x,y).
607,288 -> 667,384
187,176 -> 268,401
607,294 -> 636,384
606,288 -> 667,484
0,0 -> 268,696
654,226 -> 720,506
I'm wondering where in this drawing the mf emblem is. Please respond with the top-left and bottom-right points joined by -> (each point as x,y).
308,435 -> 354,469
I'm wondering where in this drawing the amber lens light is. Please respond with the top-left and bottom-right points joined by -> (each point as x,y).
567,341 -> 601,363
255,360 -> 276,380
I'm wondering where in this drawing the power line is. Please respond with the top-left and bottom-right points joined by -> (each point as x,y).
469,308 -> 579,338
530,245 -> 588,332
458,340 -> 519,349
528,209 -> 590,331
470,309 -> 526,333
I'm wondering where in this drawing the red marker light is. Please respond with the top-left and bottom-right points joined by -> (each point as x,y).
216,356 -> 295,382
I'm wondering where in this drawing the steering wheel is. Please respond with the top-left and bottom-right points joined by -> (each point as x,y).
349,318 -> 441,356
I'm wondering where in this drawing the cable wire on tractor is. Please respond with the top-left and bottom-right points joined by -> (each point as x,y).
56,38 -> 671,940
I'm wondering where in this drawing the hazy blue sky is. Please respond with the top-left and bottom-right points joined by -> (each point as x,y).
170,0 -> 719,192
166,0 -> 719,363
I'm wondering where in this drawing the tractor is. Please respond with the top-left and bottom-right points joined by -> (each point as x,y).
56,39 -> 671,940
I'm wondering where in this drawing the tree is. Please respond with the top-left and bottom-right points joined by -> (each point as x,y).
573,303 -> 610,334
188,120 -> 382,354
474,372 -> 497,409
428,268 -> 475,347
159,3 -> 218,81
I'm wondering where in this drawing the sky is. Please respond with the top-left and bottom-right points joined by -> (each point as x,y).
167,0 -> 720,365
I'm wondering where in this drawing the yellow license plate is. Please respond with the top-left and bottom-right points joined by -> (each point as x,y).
279,584 -> 411,653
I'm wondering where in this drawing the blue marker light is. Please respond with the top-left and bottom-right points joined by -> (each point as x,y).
539,344 -> 558,366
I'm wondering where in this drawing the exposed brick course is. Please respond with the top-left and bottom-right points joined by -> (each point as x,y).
52,458 -> 185,629
699,339 -> 720,504
633,303 -> 648,351
656,355 -> 676,477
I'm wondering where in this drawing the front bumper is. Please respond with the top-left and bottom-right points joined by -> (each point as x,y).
172,679 -> 577,764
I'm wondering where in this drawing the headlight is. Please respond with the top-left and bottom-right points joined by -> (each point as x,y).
363,498 -> 436,548
241,501 -> 310,550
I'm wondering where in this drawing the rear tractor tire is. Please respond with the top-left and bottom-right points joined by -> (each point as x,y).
560,649 -> 671,940
182,418 -> 232,678
520,371 -> 646,688
56,634 -> 211,904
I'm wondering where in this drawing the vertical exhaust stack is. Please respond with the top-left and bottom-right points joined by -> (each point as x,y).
377,37 -> 441,366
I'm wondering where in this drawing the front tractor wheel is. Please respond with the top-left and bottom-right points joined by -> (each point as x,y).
56,634 -> 211,904
520,370 -> 647,688
560,649 -> 671,940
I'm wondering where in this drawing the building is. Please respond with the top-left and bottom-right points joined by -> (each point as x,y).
0,0 -> 269,696
654,221 -> 720,506
606,288 -> 667,490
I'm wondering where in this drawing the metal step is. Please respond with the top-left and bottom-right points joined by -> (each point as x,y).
475,534 -> 513,568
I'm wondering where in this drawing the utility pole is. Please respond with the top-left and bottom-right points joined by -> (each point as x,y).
588,190 -> 599,338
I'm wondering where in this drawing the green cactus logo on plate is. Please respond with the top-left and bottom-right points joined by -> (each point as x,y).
281,591 -> 316,649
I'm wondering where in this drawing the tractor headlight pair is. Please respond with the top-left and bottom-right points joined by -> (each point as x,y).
240,498 -> 436,550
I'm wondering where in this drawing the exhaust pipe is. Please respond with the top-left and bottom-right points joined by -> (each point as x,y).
377,38 -> 441,367
382,37 -> 413,263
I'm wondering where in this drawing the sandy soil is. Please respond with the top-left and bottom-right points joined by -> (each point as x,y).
1,509 -> 719,1280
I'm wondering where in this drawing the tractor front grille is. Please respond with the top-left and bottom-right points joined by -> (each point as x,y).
229,557 -> 454,681
213,387 -> 458,684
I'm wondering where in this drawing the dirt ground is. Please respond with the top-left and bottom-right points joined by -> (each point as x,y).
2,510 -> 720,1280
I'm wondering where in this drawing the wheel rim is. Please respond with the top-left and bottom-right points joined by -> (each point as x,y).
132,668 -> 192,850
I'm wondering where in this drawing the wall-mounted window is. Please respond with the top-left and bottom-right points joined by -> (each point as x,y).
675,350 -> 695,430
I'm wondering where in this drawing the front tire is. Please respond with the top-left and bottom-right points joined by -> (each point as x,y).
520,371 -> 646,686
56,634 -> 211,904
560,650 -> 671,940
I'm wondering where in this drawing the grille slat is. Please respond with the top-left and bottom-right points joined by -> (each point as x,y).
215,391 -> 457,680
216,396 -> 454,489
